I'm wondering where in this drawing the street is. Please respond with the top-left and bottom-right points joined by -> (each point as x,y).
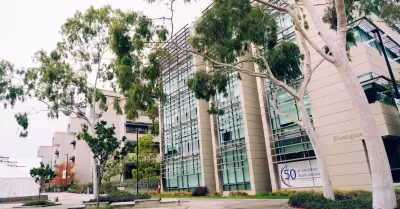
0,193 -> 291,209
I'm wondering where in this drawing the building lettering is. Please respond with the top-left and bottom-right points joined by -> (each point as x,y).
333,133 -> 363,141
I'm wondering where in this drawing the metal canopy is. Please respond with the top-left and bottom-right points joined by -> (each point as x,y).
353,17 -> 400,57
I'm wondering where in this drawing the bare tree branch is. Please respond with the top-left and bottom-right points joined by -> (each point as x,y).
253,0 -> 289,12
335,0 -> 348,49
271,87 -> 302,126
300,0 -> 337,62
312,59 -> 325,72
287,5 -> 335,63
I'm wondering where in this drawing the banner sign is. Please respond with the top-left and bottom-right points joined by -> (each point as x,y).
278,159 -> 322,188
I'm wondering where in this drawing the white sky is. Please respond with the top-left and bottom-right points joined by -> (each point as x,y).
0,0 -> 211,169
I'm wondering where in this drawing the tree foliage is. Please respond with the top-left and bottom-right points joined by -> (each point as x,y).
0,60 -> 25,108
30,163 -> 57,195
50,162 -> 75,187
130,134 -> 160,192
109,12 -> 170,136
76,120 -> 130,185
187,0 -> 303,108
0,60 -> 28,137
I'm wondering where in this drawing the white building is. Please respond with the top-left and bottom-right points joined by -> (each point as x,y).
38,89 -> 155,184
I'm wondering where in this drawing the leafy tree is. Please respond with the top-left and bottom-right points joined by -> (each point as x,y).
50,162 -> 75,188
0,60 -> 28,137
103,142 -> 135,183
20,5 -> 161,200
30,163 -> 57,198
77,120 -> 131,206
130,134 -> 160,193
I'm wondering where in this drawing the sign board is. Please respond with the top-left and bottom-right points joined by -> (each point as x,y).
277,159 -> 322,188
62,170 -> 66,179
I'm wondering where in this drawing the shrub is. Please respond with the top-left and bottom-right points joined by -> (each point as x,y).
396,188 -> 400,207
210,192 -> 222,197
23,200 -> 56,206
101,182 -> 118,194
228,191 -> 248,196
254,192 -> 270,197
86,191 -> 150,203
269,189 -> 299,196
288,192 -> 373,209
156,192 -> 192,196
334,189 -> 371,200
148,191 -> 158,196
192,186 -> 209,196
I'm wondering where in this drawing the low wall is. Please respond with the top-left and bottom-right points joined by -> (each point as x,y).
0,195 -> 48,204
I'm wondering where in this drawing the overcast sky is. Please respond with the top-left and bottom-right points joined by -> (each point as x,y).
0,0 -> 211,170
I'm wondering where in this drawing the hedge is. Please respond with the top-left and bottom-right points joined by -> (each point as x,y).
288,189 -> 400,209
22,200 -> 56,206
86,190 -> 150,203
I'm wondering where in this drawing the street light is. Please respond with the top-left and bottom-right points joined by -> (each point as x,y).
372,29 -> 400,112
65,154 -> 69,186
125,122 -> 150,195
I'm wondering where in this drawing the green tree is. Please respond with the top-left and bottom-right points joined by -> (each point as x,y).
77,120 -> 131,206
30,162 -> 57,198
103,142 -> 135,183
130,134 -> 160,193
20,6 -> 161,199
0,60 -> 28,137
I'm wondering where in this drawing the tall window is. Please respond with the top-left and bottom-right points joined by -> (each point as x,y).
216,72 -> 251,191
162,56 -> 201,191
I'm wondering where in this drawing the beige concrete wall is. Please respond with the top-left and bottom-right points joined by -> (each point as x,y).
37,146 -> 54,167
255,2 -> 400,191
238,50 -> 270,194
193,54 -> 217,191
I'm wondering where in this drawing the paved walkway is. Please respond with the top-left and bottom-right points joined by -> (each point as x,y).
0,193 -> 292,209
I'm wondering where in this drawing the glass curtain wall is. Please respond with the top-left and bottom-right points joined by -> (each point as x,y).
266,83 -> 315,164
215,73 -> 251,191
161,27 -> 202,191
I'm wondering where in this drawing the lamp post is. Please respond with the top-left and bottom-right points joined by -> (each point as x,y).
136,129 -> 139,195
65,154 -> 68,187
372,29 -> 400,112
126,122 -> 150,194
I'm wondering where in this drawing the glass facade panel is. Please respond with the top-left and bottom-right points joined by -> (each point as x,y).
216,73 -> 251,191
350,27 -> 400,64
162,56 -> 202,191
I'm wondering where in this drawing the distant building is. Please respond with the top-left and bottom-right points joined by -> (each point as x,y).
37,89 -> 155,184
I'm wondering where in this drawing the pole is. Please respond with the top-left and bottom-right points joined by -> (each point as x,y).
65,154 -> 68,188
136,129 -> 139,195
372,29 -> 400,112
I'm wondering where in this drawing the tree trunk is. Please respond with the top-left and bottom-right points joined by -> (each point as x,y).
38,185 -> 41,200
88,123 -> 99,199
297,101 -> 335,200
335,57 -> 396,209
96,172 -> 101,208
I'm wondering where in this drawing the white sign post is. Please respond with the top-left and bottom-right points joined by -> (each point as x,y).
62,170 -> 67,180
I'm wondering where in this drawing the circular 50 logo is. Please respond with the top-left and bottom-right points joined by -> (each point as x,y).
280,165 -> 297,187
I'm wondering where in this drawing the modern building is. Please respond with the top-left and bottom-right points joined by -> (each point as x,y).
38,89 -> 154,184
159,26 -> 215,191
160,4 -> 400,194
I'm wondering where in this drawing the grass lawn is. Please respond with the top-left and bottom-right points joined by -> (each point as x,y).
153,195 -> 289,199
